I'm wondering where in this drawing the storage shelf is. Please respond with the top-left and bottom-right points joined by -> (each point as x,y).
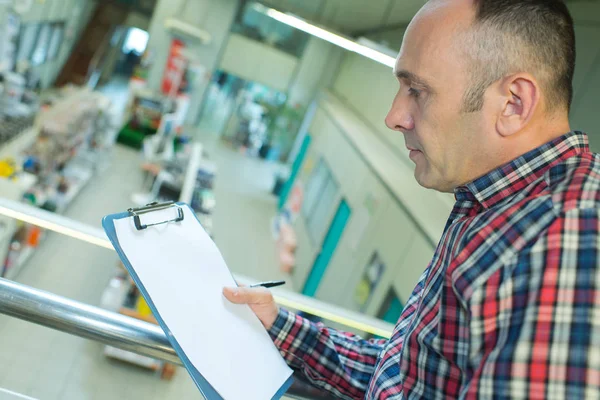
5,245 -> 34,281
104,345 -> 162,370
118,306 -> 157,324
0,88 -> 114,281
0,127 -> 37,161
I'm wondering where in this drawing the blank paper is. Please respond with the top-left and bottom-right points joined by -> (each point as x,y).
112,205 -> 293,400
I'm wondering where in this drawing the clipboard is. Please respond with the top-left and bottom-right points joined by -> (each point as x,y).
102,202 -> 294,400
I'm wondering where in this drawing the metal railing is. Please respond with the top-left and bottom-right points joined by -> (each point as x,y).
0,197 -> 395,398
0,198 -> 394,338
0,277 -> 329,399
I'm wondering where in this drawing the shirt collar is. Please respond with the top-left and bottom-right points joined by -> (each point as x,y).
454,131 -> 590,209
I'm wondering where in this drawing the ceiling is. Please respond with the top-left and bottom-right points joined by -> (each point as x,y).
258,0 -> 427,37
260,0 -> 600,33
257,0 -> 600,50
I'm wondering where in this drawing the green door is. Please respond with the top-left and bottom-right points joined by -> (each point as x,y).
382,296 -> 404,324
302,200 -> 352,297
279,134 -> 311,209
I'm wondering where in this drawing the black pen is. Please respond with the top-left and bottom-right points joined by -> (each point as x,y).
250,280 -> 286,289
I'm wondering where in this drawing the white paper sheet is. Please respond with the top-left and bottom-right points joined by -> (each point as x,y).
113,205 -> 293,400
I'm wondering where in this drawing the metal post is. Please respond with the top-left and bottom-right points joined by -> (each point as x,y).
0,278 -> 330,399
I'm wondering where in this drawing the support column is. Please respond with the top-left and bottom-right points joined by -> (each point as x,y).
145,0 -> 240,124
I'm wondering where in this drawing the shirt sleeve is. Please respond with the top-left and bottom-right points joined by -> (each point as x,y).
464,208 -> 600,399
268,308 -> 388,400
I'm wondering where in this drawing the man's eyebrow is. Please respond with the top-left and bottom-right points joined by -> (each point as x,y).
395,69 -> 434,92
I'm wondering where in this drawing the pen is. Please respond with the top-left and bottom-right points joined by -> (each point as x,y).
250,280 -> 286,289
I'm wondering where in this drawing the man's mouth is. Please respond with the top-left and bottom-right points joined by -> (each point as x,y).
407,146 -> 423,161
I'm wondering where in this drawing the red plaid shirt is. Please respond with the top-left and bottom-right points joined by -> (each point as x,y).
269,131 -> 600,399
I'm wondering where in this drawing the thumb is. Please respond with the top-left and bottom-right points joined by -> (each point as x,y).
222,286 -> 272,305
222,287 -> 244,304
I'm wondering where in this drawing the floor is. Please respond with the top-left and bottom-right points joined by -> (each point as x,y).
0,80 -> 290,399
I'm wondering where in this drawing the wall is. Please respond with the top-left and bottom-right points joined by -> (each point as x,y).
218,33 -> 299,93
289,94 -> 444,316
329,50 -> 454,244
568,3 -> 600,152
8,0 -> 96,88
145,0 -> 239,125
282,37 -> 343,163
332,52 -> 404,156
287,37 -> 344,107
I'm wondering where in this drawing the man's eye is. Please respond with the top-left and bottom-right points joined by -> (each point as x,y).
408,87 -> 421,98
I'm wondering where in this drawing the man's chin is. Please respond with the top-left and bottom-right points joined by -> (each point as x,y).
414,169 -> 431,188
414,171 -> 450,192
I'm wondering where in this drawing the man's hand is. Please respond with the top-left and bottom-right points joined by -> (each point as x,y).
223,286 -> 280,330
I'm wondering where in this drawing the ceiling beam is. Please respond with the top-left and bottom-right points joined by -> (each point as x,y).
351,21 -> 409,38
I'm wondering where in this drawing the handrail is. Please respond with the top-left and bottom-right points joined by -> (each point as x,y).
0,197 -> 395,338
0,278 -> 330,399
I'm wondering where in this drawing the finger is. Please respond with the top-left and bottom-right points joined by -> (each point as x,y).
222,287 -> 272,305
222,287 -> 239,302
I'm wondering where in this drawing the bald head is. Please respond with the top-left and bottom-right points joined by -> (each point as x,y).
416,0 -> 576,115
387,0 -> 575,192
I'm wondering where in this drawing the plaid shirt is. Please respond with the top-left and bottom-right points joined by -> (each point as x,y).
269,131 -> 600,399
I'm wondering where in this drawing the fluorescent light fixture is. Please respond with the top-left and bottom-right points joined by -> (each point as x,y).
252,3 -> 396,68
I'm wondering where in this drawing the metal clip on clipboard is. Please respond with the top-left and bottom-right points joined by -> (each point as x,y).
128,202 -> 184,231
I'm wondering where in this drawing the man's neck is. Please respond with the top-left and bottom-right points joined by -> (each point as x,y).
454,120 -> 572,191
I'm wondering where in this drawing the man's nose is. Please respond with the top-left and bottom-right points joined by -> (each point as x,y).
385,96 -> 414,132
385,111 -> 397,131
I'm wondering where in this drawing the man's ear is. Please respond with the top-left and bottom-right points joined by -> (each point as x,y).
496,73 -> 539,138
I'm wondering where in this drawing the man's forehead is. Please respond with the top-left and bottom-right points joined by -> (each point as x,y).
394,33 -> 436,89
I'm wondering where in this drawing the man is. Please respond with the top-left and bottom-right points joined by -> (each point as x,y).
224,0 -> 600,398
